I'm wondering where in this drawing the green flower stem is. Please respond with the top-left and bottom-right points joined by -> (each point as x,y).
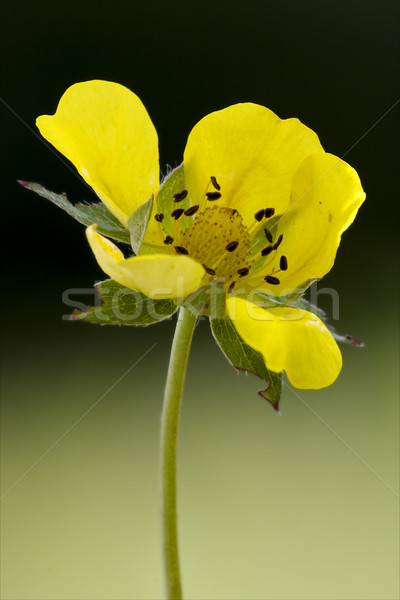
160,306 -> 197,600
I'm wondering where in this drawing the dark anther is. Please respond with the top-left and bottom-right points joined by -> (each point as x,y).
261,246 -> 273,256
206,192 -> 222,200
264,275 -> 280,285
210,176 -> 221,191
228,280 -> 236,293
154,213 -> 164,222
273,234 -> 283,250
237,267 -> 249,277
231,209 -> 237,215
280,255 -> 288,271
254,209 -> 265,222
164,235 -> 174,244
173,190 -> 188,202
226,240 -> 239,252
264,208 -> 275,218
174,246 -> 189,255
171,208 -> 184,220
264,228 -> 273,243
184,205 -> 199,216
203,265 -> 216,275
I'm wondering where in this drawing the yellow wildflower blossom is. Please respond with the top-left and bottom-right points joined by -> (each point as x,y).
37,80 -> 365,389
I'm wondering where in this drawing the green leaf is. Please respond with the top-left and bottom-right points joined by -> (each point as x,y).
184,282 -> 226,318
127,196 -> 154,254
19,181 -> 131,244
72,279 -> 178,326
157,164 -> 193,235
210,315 -> 282,410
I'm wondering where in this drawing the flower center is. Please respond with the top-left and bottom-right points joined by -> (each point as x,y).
175,205 -> 250,282
154,175 -> 289,291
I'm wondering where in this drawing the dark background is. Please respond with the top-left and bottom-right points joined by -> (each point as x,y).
1,2 -> 399,599
2,1 -> 398,299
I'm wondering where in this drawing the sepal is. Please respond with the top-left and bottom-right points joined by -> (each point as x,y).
251,279 -> 316,309
248,215 -> 280,258
253,289 -> 363,348
184,282 -> 226,318
71,278 -> 177,325
157,164 -> 193,235
210,315 -> 282,410
296,299 -> 364,347
19,182 -> 130,244
127,195 -> 154,254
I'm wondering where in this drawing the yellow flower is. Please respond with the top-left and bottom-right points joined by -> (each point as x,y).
37,80 -> 365,390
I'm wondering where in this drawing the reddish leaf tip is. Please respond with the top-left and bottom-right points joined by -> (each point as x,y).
258,388 -> 280,412
344,334 -> 364,347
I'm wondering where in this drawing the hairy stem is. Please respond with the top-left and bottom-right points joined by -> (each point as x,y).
160,307 -> 197,599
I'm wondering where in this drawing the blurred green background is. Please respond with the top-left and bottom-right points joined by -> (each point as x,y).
1,1 -> 398,599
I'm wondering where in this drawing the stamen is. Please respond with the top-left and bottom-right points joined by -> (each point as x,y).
265,275 -> 280,285
231,209 -> 237,215
173,190 -> 188,202
280,255 -> 288,271
225,241 -> 239,252
206,192 -> 222,200
184,205 -> 199,216
164,235 -> 174,244
237,267 -> 249,277
254,209 -> 265,222
273,234 -> 283,250
228,280 -> 236,293
174,205 -> 250,281
203,265 -> 216,275
261,245 -> 273,256
210,176 -> 221,191
171,208 -> 184,220
264,208 -> 275,218
264,228 -> 273,243
154,213 -> 164,222
174,246 -> 189,255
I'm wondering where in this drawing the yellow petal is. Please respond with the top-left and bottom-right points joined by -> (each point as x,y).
248,152 -> 366,294
37,80 -> 159,226
227,297 -> 342,389
86,225 -> 205,299
183,103 -> 323,228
